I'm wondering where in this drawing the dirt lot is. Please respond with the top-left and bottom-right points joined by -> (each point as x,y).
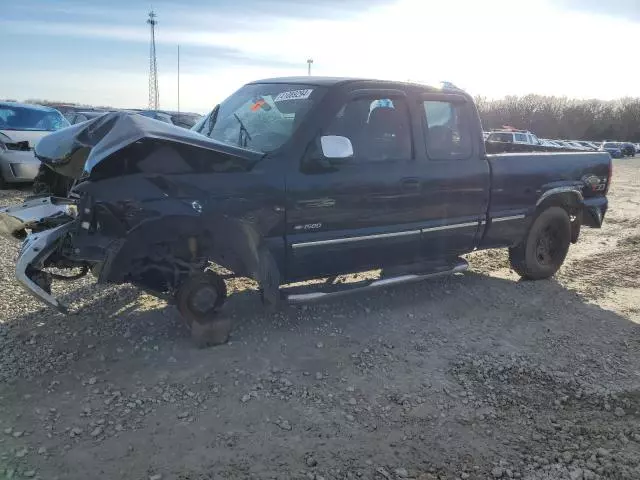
1,159 -> 640,480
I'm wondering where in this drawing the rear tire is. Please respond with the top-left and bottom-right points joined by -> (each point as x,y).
509,207 -> 571,280
175,271 -> 230,347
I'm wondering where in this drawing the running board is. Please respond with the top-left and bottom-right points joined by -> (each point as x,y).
283,258 -> 468,304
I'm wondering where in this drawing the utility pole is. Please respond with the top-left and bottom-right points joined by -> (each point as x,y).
147,10 -> 159,109
307,58 -> 313,76
177,45 -> 180,112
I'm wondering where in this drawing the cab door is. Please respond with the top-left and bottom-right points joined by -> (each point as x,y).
284,88 -> 425,281
415,94 -> 491,258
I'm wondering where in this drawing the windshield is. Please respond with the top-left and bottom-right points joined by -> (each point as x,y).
0,105 -> 70,131
194,83 -> 326,153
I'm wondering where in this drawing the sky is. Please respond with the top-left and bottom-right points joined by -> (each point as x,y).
1,0 -> 639,113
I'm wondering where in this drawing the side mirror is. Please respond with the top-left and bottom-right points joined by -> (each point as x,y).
320,135 -> 353,160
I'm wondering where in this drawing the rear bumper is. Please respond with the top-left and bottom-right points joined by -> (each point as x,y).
583,196 -> 608,228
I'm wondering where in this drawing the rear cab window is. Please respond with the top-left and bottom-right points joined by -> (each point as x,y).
422,99 -> 473,160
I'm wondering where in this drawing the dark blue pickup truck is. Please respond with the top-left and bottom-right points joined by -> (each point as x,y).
0,77 -> 611,345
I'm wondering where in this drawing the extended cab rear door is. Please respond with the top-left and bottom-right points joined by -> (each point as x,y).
416,93 -> 490,257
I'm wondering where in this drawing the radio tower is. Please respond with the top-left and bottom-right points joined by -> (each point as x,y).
147,10 -> 159,109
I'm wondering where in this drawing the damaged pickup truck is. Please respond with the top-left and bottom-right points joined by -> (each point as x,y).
0,77 -> 611,346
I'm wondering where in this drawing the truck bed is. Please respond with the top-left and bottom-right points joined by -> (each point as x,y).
480,151 -> 611,247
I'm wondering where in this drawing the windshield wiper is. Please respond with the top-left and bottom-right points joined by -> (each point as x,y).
205,104 -> 220,137
233,113 -> 252,148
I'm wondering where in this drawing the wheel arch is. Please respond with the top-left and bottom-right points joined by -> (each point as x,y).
535,187 -> 584,213
99,213 -> 280,288
535,187 -> 583,243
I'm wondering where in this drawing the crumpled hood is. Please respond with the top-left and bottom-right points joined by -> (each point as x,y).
34,111 -> 254,179
0,129 -> 51,148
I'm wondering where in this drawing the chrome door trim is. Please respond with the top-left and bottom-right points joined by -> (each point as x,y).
291,229 -> 421,249
421,221 -> 478,232
492,214 -> 526,223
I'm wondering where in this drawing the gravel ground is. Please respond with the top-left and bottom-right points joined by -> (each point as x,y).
1,160 -> 640,480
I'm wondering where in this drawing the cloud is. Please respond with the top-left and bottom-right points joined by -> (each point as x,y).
8,0 -> 395,25
556,0 -> 640,21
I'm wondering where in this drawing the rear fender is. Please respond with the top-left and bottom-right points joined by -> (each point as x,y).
535,187 -> 584,212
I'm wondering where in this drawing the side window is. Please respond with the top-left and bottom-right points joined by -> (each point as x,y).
423,100 -> 472,160
514,133 -> 528,143
324,96 -> 412,162
487,132 -> 511,143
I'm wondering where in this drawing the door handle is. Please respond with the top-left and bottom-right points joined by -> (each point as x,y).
401,178 -> 421,191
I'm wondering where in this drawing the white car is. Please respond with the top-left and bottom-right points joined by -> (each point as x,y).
0,102 -> 69,188
486,130 -> 541,146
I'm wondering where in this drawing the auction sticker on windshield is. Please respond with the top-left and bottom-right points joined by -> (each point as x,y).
274,89 -> 313,102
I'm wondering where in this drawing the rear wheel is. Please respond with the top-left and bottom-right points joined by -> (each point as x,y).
175,271 -> 230,347
509,207 -> 571,280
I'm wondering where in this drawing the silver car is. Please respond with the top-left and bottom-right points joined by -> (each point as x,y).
0,102 -> 70,188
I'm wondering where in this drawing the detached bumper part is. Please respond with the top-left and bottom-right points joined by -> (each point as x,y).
0,196 -> 76,238
15,223 -> 74,313
0,196 -> 78,313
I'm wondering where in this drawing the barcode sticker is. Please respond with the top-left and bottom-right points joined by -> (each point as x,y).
273,89 -> 313,102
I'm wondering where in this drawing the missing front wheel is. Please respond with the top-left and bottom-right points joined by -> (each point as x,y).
175,271 -> 230,346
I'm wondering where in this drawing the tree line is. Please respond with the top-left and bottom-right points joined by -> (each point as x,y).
475,95 -> 640,142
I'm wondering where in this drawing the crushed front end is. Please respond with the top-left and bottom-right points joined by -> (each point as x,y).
0,111 -> 259,315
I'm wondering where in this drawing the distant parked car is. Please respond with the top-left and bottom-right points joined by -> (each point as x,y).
561,141 -> 590,151
0,102 -> 70,188
540,139 -> 562,148
66,110 -> 108,124
574,141 -> 599,151
621,143 -> 636,157
600,142 -> 623,158
133,110 -> 202,129
552,140 -> 574,149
